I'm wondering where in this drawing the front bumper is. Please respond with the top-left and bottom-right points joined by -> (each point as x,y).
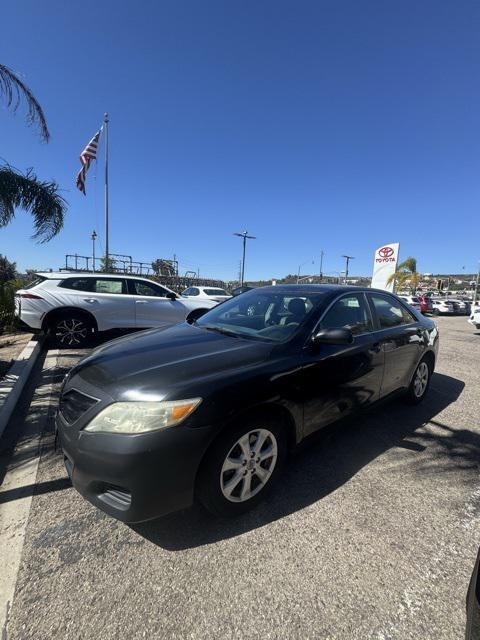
57,412 -> 217,523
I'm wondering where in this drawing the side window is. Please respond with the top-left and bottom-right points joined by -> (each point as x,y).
321,294 -> 373,335
370,294 -> 415,328
133,281 -> 167,297
94,279 -> 125,294
190,288 -> 200,296
183,288 -> 192,296
59,278 -> 95,292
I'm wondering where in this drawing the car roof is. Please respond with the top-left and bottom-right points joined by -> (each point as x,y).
35,272 -> 174,289
249,284 -> 374,295
37,272 -> 156,282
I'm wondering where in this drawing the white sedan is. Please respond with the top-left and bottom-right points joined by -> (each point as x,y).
181,286 -> 232,303
431,299 -> 455,315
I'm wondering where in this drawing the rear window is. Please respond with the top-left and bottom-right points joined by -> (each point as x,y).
59,278 -> 95,292
24,276 -> 47,290
59,278 -> 125,294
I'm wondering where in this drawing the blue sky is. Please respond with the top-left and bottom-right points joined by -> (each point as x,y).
2,0 -> 480,281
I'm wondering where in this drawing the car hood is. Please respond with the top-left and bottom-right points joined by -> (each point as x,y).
68,323 -> 273,399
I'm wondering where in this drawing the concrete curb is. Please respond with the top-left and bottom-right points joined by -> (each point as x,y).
0,338 -> 45,440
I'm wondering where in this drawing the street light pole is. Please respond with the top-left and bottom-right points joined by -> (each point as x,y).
234,231 -> 256,286
474,261 -> 480,306
297,260 -> 314,284
91,230 -> 97,272
319,250 -> 324,282
341,255 -> 354,284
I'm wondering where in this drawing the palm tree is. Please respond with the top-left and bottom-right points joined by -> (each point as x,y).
0,63 -> 66,241
387,256 -> 420,293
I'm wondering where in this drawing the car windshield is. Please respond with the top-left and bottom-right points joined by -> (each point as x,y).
195,289 -> 327,342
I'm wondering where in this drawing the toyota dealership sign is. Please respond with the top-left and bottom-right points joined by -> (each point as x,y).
371,243 -> 400,291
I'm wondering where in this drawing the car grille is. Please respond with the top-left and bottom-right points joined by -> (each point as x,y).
59,389 -> 99,424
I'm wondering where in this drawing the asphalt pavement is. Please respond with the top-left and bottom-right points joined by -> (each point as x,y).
1,316 -> 480,640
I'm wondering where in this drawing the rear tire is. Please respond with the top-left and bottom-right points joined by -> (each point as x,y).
48,313 -> 95,348
404,357 -> 432,405
196,415 -> 287,517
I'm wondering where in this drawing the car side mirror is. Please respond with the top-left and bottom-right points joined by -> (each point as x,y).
186,307 -> 209,324
166,291 -> 178,300
311,328 -> 354,347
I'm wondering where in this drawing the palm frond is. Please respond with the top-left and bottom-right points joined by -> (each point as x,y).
0,165 -> 66,242
386,256 -> 420,292
0,64 -> 50,142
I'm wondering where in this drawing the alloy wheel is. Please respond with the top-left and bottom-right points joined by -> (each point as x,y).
54,318 -> 88,346
220,428 -> 278,502
413,361 -> 429,398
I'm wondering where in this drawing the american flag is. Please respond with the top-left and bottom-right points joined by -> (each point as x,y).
76,129 -> 101,194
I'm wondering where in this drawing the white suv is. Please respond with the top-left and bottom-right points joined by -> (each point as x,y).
15,272 -> 217,346
181,286 -> 231,303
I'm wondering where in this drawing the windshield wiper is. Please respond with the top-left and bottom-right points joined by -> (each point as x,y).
201,325 -> 240,338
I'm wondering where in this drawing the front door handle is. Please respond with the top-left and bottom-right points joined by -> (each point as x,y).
83,298 -> 97,303
135,300 -> 148,304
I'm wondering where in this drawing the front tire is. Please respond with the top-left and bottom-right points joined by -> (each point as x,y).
404,358 -> 432,405
49,314 -> 95,347
197,416 -> 287,517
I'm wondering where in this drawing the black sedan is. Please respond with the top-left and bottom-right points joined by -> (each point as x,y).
57,285 -> 439,522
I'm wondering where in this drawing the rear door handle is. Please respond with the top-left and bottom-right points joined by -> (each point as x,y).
83,298 -> 97,303
135,300 -> 148,304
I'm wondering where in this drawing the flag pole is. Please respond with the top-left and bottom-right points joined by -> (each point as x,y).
104,112 -> 109,268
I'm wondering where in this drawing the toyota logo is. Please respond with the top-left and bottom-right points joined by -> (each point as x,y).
378,246 -> 394,258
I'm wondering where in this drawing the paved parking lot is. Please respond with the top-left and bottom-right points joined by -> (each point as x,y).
1,316 -> 479,639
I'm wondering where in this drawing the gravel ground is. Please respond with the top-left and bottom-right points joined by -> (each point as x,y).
2,316 -> 480,640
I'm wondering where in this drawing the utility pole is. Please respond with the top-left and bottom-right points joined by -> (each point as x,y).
91,230 -> 97,272
342,255 -> 354,285
234,231 -> 256,286
319,250 -> 324,282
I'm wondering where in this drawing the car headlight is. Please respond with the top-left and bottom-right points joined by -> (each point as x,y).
83,398 -> 202,434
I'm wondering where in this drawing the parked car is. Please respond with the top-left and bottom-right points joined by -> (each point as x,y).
231,285 -> 253,296
57,285 -> 439,523
181,286 -> 231,303
431,299 -> 455,315
468,303 -> 480,330
399,295 -> 422,312
417,294 -> 433,315
466,545 -> 480,639
446,298 -> 470,315
15,272 -> 216,346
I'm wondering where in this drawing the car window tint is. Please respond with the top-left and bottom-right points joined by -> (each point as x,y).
196,290 -> 328,342
321,294 -> 373,335
370,294 -> 415,328
95,279 -> 124,294
203,288 -> 228,296
59,278 -> 95,292
133,281 -> 167,297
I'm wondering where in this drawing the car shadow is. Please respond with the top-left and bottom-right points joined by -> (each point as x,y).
131,372 -> 471,550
